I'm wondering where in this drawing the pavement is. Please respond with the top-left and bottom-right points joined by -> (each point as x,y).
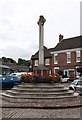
2,107 -> 82,119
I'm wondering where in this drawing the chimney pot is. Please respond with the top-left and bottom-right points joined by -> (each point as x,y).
59,34 -> 64,42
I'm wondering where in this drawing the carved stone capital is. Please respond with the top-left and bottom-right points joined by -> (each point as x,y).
37,15 -> 46,26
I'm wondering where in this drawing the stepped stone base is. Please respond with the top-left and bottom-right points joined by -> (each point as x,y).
1,83 -> 80,108
2,92 -> 79,103
2,99 -> 81,109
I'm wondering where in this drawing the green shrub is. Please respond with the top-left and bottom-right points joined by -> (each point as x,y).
28,76 -> 35,83
43,76 -> 53,83
20,73 -> 61,84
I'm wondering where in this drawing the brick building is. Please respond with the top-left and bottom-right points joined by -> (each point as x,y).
31,35 -> 82,78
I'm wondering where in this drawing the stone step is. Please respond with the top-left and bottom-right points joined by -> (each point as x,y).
2,92 -> 79,103
1,83 -> 79,106
12,87 -> 69,92
18,83 -> 64,88
6,90 -> 74,97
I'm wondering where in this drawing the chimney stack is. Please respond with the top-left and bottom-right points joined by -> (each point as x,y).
59,34 -> 64,42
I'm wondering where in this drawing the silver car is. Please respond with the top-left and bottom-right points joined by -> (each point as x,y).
69,77 -> 82,95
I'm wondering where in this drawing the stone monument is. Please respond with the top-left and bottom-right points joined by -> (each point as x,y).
37,15 -> 46,66
34,15 -> 49,75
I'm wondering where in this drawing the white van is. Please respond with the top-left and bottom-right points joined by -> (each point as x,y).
9,72 -> 27,77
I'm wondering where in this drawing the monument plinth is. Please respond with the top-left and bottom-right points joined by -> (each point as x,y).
34,15 -> 49,75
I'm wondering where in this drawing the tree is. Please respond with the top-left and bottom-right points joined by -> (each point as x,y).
8,58 -> 15,63
17,58 -> 23,65
2,57 -> 8,63
17,58 -> 31,67
2,57 -> 31,67
2,57 -> 15,63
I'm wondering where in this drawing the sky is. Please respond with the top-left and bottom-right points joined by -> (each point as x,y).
0,0 -> 81,62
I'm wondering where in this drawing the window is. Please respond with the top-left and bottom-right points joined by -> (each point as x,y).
69,70 -> 74,77
45,58 -> 50,65
76,51 -> 80,62
54,67 -> 59,74
54,54 -> 58,64
64,69 -> 75,77
35,60 -> 38,66
67,52 -> 71,63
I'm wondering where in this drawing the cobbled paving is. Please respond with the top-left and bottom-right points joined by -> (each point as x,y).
1,107 -> 81,118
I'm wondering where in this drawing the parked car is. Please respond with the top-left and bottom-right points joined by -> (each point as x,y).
9,72 -> 27,77
68,76 -> 76,82
9,72 -> 28,82
61,77 -> 69,83
69,77 -> 82,95
0,75 -> 2,77
0,75 -> 20,90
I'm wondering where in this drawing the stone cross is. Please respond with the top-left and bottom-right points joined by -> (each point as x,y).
37,15 -> 46,66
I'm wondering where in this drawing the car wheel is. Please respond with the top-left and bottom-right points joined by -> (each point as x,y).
74,87 -> 76,91
67,79 -> 69,83
69,87 -> 74,90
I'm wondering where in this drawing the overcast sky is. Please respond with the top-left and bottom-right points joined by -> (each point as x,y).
0,0 -> 81,62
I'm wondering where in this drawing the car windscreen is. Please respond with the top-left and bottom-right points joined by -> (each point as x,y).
77,81 -> 82,85
0,76 -> 2,81
72,80 -> 78,85
2,76 -> 11,80
80,77 -> 82,80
